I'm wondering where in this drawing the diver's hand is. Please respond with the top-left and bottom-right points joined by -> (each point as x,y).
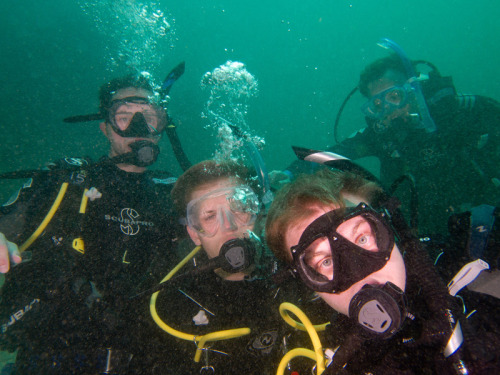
0,233 -> 22,273
269,170 -> 292,191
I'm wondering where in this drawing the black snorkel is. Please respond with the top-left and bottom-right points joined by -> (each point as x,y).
224,122 -> 274,210
158,61 -> 192,172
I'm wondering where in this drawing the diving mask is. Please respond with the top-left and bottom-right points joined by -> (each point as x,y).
186,186 -> 260,238
107,96 -> 167,138
291,203 -> 394,293
361,84 -> 412,121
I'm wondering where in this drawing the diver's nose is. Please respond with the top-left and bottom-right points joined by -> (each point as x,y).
221,208 -> 238,232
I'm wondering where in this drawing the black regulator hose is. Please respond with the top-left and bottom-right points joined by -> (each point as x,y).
333,86 -> 359,145
384,197 -> 469,374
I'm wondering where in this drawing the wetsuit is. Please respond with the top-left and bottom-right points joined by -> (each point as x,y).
153,251 -> 320,375
315,221 -> 500,375
320,268 -> 500,374
323,302 -> 500,374
286,94 -> 500,234
0,157 -> 181,374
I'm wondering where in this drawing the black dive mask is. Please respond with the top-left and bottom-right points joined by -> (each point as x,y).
110,140 -> 160,167
107,96 -> 167,138
349,282 -> 407,339
291,203 -> 394,293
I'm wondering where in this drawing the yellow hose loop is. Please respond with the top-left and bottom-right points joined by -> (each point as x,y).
150,246 -> 203,340
277,348 -> 317,375
279,302 -> 326,374
19,182 -> 69,253
194,328 -> 251,363
280,305 -> 329,332
150,246 -> 251,361
150,290 -> 195,341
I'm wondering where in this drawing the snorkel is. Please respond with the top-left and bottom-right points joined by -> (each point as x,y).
225,123 -> 273,210
377,38 -> 437,133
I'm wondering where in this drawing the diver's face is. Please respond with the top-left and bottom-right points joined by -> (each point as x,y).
366,70 -> 416,132
100,87 -> 160,158
284,197 -> 406,317
186,178 -> 255,259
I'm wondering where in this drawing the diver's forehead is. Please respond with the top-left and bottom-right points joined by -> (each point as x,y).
112,87 -> 152,101
368,69 -> 406,96
285,203 -> 340,250
188,178 -> 237,203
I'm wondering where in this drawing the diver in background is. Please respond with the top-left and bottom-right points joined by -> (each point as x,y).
266,168 -> 500,374
0,74 -> 182,373
150,160 -> 318,374
272,44 -> 500,235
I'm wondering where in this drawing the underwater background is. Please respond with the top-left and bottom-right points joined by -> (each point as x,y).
0,0 -> 499,370
1,0 -> 499,199
0,0 -> 500,201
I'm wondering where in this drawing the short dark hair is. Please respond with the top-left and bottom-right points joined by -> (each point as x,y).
358,54 -> 409,97
171,160 -> 251,217
98,74 -> 154,116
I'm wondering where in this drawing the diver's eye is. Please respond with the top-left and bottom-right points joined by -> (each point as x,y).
314,256 -> 334,280
337,216 -> 379,252
386,90 -> 403,105
232,211 -> 252,224
357,235 -> 368,245
320,258 -> 333,269
200,212 -> 216,223
115,113 -> 133,127
142,112 -> 159,127
373,98 -> 383,110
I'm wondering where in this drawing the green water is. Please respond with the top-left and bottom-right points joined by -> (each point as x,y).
1,0 -> 499,200
0,1 -> 499,370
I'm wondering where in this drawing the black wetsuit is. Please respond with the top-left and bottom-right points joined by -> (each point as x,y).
315,220 -> 500,375
153,252 -> 321,375
0,157 -> 181,374
286,94 -> 500,234
321,269 -> 500,374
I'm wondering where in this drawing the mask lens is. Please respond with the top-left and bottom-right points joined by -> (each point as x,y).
108,97 -> 167,136
302,238 -> 335,281
384,87 -> 405,106
293,204 -> 394,293
114,104 -> 160,130
336,214 -> 381,252
361,85 -> 408,120
187,186 -> 259,237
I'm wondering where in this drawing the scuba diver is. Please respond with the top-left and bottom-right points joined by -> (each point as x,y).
266,162 -> 500,374
0,72 -> 186,373
271,39 -> 500,235
148,160 -> 320,374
